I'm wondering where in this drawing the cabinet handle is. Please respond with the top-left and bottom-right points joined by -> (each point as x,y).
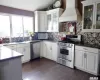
84,53 -> 86,58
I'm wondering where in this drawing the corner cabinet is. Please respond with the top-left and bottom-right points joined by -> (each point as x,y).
75,45 -> 100,76
82,0 -> 100,32
47,8 -> 63,32
35,11 -> 47,32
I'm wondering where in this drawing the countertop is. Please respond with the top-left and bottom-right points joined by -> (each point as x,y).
0,46 -> 23,61
75,43 -> 100,49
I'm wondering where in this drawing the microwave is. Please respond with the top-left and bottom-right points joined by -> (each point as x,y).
34,32 -> 49,40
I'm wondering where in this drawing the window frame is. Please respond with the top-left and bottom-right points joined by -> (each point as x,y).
0,13 -> 34,42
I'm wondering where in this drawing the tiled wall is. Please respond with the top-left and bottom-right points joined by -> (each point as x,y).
48,22 -> 100,47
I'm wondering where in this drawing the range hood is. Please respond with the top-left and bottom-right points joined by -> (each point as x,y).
59,0 -> 81,22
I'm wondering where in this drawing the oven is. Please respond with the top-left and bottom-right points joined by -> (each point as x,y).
57,42 -> 75,68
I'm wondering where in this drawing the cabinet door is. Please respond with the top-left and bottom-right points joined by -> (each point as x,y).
82,4 -> 95,32
23,46 -> 30,62
94,2 -> 100,32
51,43 -> 58,61
47,13 -> 52,32
17,47 -> 24,63
45,42 -> 52,60
35,11 -> 47,32
41,42 -> 47,58
75,50 -> 85,69
86,52 -> 98,74
39,12 -> 47,32
52,12 -> 58,32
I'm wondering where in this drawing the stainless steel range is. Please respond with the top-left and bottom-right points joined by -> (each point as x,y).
57,42 -> 75,68
57,35 -> 81,68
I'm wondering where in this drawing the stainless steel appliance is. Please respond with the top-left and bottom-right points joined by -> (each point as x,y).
57,42 -> 75,68
57,35 -> 81,68
30,41 -> 41,60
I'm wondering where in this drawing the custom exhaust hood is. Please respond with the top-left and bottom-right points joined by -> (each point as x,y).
59,0 -> 81,22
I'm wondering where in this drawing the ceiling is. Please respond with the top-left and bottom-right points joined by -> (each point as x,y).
0,0 -> 56,11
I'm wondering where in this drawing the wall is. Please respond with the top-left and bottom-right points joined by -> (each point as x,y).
0,5 -> 34,16
0,0 -> 56,11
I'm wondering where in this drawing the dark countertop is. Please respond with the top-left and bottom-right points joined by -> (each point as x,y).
75,43 -> 100,49
0,46 -> 23,61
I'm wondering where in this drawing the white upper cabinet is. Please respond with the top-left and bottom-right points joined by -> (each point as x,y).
82,0 -> 100,32
35,11 -> 47,32
47,8 -> 63,32
35,8 -> 63,32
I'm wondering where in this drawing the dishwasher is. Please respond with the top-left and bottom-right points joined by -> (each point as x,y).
30,41 -> 41,60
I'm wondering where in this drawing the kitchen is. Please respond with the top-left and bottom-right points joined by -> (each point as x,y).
0,0 -> 100,80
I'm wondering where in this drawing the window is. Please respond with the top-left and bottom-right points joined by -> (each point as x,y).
0,15 -> 10,38
11,16 -> 23,37
23,17 -> 33,37
0,14 -> 34,42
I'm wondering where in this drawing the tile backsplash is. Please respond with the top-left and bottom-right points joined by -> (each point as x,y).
48,22 -> 100,47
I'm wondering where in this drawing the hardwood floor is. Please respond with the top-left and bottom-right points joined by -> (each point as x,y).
22,58 -> 97,80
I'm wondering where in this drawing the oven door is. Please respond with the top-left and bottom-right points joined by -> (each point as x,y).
58,47 -> 72,61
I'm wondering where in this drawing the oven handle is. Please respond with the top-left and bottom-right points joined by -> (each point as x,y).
58,58 -> 72,62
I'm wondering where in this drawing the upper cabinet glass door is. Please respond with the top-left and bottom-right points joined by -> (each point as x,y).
47,14 -> 52,32
96,3 -> 100,29
83,5 -> 94,29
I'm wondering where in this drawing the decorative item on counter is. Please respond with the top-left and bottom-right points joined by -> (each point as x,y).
53,0 -> 61,8
68,22 -> 76,35
28,32 -> 34,41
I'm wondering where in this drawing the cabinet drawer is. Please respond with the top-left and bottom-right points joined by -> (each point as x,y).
75,45 -> 99,53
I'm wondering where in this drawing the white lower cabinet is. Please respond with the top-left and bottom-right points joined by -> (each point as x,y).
75,50 -> 84,70
86,52 -> 98,74
17,43 -> 30,63
75,45 -> 99,75
40,41 -> 58,61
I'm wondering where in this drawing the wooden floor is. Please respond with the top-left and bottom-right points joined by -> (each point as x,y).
22,58 -> 97,80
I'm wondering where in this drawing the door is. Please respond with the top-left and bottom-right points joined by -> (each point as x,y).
75,50 -> 84,69
51,43 -> 58,61
85,52 -> 98,74
32,42 -> 40,59
82,4 -> 95,32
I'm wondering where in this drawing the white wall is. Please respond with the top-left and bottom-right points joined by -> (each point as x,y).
0,0 -> 56,11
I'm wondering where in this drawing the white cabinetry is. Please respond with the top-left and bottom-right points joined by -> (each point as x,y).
35,11 -> 47,32
82,0 -> 100,32
75,50 -> 84,70
17,43 -> 30,63
4,44 -> 17,51
75,45 -> 99,75
47,8 -> 63,32
40,41 -> 58,61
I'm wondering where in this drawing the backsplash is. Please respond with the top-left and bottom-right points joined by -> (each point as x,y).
48,22 -> 100,47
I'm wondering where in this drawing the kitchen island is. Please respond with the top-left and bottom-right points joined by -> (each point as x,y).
0,46 -> 23,80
